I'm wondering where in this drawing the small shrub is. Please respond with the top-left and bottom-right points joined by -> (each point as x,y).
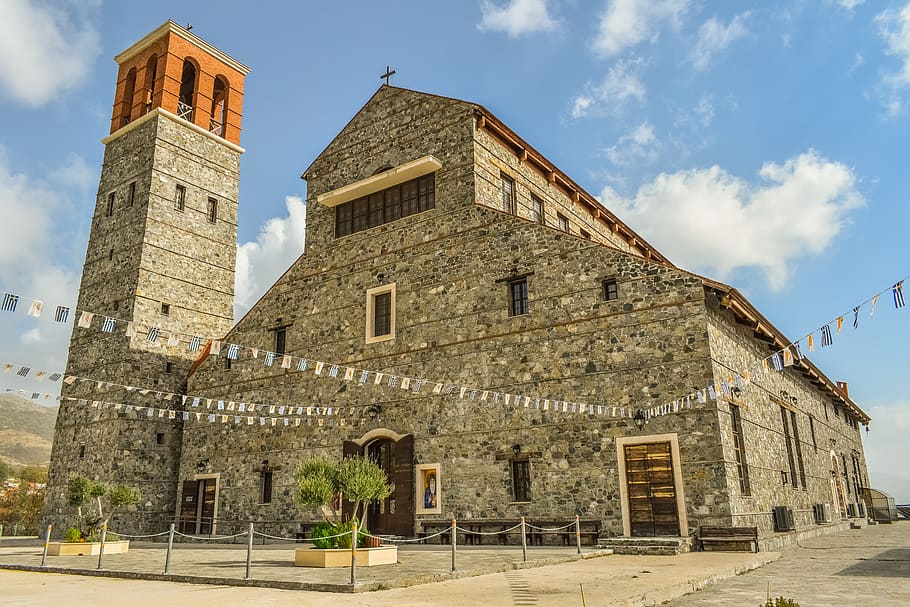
333,519 -> 369,549
311,521 -> 336,549
64,527 -> 82,543
761,598 -> 800,607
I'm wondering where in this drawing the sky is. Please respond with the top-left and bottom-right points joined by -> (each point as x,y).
0,0 -> 908,499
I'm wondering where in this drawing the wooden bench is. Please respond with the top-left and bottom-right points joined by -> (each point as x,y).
526,519 -> 601,546
698,526 -> 759,553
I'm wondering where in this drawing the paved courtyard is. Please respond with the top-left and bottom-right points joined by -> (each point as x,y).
1,522 -> 906,605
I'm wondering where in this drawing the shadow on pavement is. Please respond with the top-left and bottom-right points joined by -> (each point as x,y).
837,549 -> 910,578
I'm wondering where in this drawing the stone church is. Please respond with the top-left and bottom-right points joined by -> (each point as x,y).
45,22 -> 872,550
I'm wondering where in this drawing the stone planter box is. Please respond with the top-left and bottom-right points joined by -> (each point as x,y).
47,540 -> 130,556
294,545 -> 398,568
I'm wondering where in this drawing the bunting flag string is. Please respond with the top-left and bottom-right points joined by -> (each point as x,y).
2,269 -> 907,427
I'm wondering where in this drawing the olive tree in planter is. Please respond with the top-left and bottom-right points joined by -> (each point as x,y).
47,474 -> 140,556
293,455 -> 396,567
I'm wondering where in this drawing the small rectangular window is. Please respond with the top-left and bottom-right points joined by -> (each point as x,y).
809,415 -> 817,452
106,192 -> 115,217
509,278 -> 528,316
175,185 -> 186,211
511,459 -> 531,502
557,213 -> 569,232
161,302 -> 170,315
79,445 -> 86,459
500,173 -> 516,213
207,198 -> 218,223
128,182 -> 136,207
109,248 -> 114,261
165,361 -> 174,374
156,432 -> 165,446
530,194 -> 545,224
602,278 -> 618,301
274,327 -> 287,355
224,356 -> 232,370
260,469 -> 273,504
580,229 -> 591,240
366,284 -> 396,344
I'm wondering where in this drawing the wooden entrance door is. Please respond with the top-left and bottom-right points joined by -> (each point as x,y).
343,435 -> 414,536
178,478 -> 217,534
624,442 -> 680,537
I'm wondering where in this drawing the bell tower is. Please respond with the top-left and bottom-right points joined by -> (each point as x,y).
44,22 -> 249,533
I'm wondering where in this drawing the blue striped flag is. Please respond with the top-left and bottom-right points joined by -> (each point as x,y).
226,343 -> 240,360
146,326 -> 159,342
853,306 -> 860,329
821,324 -> 833,347
101,317 -> 117,333
894,282 -> 905,308
54,306 -> 70,323
264,351 -> 275,366
188,336 -> 201,352
1,293 -> 18,312
771,353 -> 783,371
17,367 -> 30,377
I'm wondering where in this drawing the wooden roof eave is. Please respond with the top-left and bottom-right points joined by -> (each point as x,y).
703,280 -> 870,424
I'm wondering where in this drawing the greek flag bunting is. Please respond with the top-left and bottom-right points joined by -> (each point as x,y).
771,352 -> 783,371
821,324 -> 833,347
101,317 -> 117,333
264,351 -> 275,367
1,293 -> 19,312
297,358 -> 308,371
146,326 -> 160,342
226,343 -> 240,360
894,281 -> 905,308
17,367 -> 30,377
54,306 -> 70,323
188,336 -> 202,352
853,306 -> 860,329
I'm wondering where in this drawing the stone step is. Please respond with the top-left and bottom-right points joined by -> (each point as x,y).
597,536 -> 691,556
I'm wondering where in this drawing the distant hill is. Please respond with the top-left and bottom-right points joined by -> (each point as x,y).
0,394 -> 57,467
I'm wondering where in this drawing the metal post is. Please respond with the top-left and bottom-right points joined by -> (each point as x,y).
0,523 -> 3,546
520,517 -> 527,562
244,523 -> 254,579
450,518 -> 457,572
96,523 -> 107,570
350,521 -> 358,586
164,523 -> 175,574
575,515 -> 582,555
40,525 -> 52,567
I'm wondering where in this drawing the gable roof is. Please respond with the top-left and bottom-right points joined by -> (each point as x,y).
301,85 -> 673,267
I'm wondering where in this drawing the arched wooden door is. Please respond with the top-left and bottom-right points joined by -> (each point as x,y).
343,434 -> 414,536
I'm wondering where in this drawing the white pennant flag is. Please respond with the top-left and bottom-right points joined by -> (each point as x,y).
27,300 -> 43,317
77,311 -> 94,328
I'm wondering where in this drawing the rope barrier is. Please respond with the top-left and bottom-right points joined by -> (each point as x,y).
173,530 -> 248,541
455,523 -> 523,536
108,529 -> 172,539
357,527 -> 453,543
525,522 -> 577,532
252,528 -> 352,542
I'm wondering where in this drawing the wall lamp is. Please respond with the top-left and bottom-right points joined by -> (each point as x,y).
366,404 -> 382,421
512,444 -> 522,456
633,409 -> 648,431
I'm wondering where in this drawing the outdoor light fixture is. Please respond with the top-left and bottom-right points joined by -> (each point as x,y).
633,409 -> 647,431
791,396 -> 798,406
196,459 -> 208,472
367,404 -> 382,420
731,386 -> 742,397
512,444 -> 521,456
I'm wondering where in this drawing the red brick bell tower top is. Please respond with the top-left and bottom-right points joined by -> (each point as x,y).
109,21 -> 250,146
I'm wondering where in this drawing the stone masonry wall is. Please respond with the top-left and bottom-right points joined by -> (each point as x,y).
705,296 -> 870,536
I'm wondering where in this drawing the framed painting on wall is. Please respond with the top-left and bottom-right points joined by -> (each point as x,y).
415,463 -> 441,514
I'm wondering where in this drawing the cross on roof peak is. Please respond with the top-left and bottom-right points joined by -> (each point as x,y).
380,65 -> 396,85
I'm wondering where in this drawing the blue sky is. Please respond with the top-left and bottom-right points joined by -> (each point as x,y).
0,1 -> 908,498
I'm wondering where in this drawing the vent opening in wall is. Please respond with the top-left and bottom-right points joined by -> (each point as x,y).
772,506 -> 795,531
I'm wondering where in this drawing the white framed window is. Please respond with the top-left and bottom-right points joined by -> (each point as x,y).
365,283 -> 396,344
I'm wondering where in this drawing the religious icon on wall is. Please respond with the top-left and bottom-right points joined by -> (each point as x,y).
415,463 -> 441,514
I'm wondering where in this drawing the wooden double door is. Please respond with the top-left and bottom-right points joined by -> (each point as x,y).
343,434 -> 414,536
179,477 -> 217,534
624,442 -> 680,537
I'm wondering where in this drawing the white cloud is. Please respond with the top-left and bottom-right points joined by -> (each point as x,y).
20,328 -> 41,345
592,0 -> 689,58
875,4 -> 910,115
605,122 -> 660,166
599,149 -> 863,289
0,0 -> 101,106
838,0 -> 865,10
0,147 -> 59,266
50,153 -> 98,193
478,0 -> 559,37
570,57 -> 646,118
866,402 -> 910,502
691,14 -> 749,71
234,196 -> 307,320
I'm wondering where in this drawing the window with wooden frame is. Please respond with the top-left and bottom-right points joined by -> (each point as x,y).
511,459 -> 531,502
556,212 -> 569,232
365,283 -> 396,344
207,197 -> 218,223
780,406 -> 798,488
602,278 -> 618,301
335,174 -> 435,237
273,327 -> 287,355
530,193 -> 545,224
260,467 -> 273,504
500,172 -> 516,214
790,410 -> 807,489
106,192 -> 115,217
127,181 -> 136,207
508,277 -> 528,316
730,404 -> 751,496
174,184 -> 186,211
